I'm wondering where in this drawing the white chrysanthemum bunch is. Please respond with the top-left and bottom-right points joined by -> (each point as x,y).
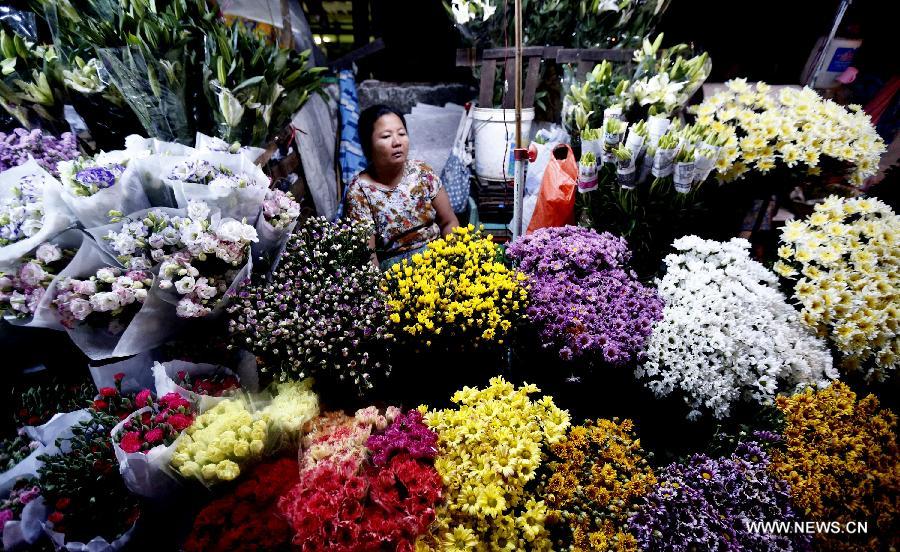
637,236 -> 837,420
692,79 -> 885,185
774,196 -> 899,381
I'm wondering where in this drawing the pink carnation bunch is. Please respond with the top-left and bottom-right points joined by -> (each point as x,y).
114,392 -> 196,454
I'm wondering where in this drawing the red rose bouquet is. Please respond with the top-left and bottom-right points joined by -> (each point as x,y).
184,457 -> 300,552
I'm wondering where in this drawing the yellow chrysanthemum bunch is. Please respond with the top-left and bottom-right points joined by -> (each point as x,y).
773,195 -> 899,381
417,377 -> 570,551
693,79 -> 885,185
382,225 -> 528,348
771,382 -> 899,551
171,397 -> 269,483
541,418 -> 656,552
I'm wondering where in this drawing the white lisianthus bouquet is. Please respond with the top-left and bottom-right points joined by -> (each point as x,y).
0,242 -> 74,320
774,196 -> 899,381
103,200 -> 257,318
0,173 -> 48,246
53,266 -> 153,333
104,201 -> 257,270
692,79 -> 886,185
168,159 -> 256,191
637,236 -> 837,420
261,189 -> 301,230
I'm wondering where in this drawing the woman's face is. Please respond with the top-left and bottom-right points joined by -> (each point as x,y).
370,113 -> 409,169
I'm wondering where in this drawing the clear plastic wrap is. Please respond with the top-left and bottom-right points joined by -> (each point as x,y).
3,228 -> 84,331
42,517 -> 136,552
96,47 -> 192,145
43,239 -> 183,360
0,161 -> 76,269
152,360 -> 240,413
0,7 -> 37,42
109,407 -> 181,499
2,495 -> 47,551
59,163 -> 150,228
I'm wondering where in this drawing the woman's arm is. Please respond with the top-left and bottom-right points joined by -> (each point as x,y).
432,188 -> 459,237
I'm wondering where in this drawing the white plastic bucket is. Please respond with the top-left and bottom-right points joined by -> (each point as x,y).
472,107 -> 534,182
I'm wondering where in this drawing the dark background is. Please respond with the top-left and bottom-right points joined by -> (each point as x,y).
335,0 -> 891,86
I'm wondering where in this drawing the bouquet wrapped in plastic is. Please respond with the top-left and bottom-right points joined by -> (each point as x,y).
111,391 -> 196,499
0,160 -> 74,267
0,229 -> 79,329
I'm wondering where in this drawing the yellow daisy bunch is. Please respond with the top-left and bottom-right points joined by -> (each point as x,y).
381,225 -> 528,349
692,79 -> 885,185
541,418 -> 656,552
773,195 -> 899,381
416,376 -> 570,551
171,396 -> 269,484
770,382 -> 899,551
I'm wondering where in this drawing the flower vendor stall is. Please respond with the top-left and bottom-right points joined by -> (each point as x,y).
0,0 -> 898,550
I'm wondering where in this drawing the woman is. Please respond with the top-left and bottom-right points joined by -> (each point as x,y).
344,104 -> 459,269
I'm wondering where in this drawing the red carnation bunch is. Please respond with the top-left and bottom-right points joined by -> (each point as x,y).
279,409 -> 443,551
184,457 -> 300,552
113,392 -> 195,454
91,373 -> 145,420
175,369 -> 239,397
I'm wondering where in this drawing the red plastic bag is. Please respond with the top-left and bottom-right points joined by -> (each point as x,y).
527,144 -> 578,233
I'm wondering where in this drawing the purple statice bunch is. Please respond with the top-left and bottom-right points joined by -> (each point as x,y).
366,409 -> 438,466
507,226 -> 663,364
0,128 -> 79,176
226,217 -> 390,393
628,442 -> 811,551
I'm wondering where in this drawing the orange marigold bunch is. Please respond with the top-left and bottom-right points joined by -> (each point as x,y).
540,418 -> 656,551
771,381 -> 900,550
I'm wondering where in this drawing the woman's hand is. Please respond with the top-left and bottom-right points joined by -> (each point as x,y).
433,188 -> 459,237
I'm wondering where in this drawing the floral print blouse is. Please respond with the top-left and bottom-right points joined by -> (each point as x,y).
344,160 -> 443,258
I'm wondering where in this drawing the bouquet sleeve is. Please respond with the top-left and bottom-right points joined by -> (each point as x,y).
2,495 -> 48,551
194,132 -> 266,163
152,253 -> 252,320
84,206 -> 185,267
167,151 -> 269,223
152,361 -> 240,413
42,517 -> 137,552
0,161 -> 75,268
44,239 -> 182,360
4,228 -> 84,331
88,352 -> 157,395
59,164 -> 151,228
251,215 -> 296,268
110,407 -> 182,499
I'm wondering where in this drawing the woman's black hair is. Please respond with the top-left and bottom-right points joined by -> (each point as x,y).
357,104 -> 407,163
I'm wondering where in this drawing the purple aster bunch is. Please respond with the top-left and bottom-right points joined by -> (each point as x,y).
628,442 -> 811,551
0,128 -> 79,176
507,226 -> 663,364
366,409 -> 438,466
227,216 -> 390,392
